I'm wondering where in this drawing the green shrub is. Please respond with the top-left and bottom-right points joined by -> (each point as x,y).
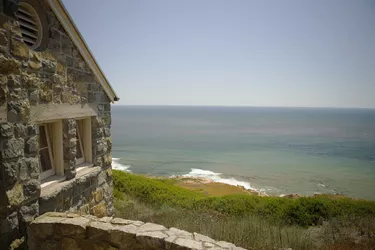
113,169 -> 205,208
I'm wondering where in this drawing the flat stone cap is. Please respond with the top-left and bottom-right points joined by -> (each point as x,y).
27,212 -> 247,250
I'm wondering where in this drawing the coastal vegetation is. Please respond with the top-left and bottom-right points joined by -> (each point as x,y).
113,170 -> 375,249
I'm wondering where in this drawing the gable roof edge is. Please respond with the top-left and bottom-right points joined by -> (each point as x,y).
47,0 -> 119,103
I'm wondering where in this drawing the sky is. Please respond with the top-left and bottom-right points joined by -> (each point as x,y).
62,0 -> 375,108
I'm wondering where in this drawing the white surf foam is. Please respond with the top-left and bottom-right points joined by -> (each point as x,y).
112,158 -> 131,172
318,182 -> 326,188
183,168 -> 255,191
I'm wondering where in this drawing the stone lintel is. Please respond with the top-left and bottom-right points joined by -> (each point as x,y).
30,103 -> 97,123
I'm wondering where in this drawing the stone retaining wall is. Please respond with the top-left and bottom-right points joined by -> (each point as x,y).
28,212 -> 246,250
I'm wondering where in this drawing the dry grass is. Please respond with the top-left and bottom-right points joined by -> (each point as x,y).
312,217 -> 375,250
115,195 -> 375,250
321,241 -> 375,250
114,194 -> 315,250
176,181 -> 251,196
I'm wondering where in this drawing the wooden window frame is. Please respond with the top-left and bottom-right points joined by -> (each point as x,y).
39,124 -> 55,180
75,120 -> 85,165
39,120 -> 64,181
75,117 -> 92,166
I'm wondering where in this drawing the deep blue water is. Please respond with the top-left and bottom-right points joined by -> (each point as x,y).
111,106 -> 375,200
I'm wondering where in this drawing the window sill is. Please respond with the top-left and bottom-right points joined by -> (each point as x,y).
40,164 -> 98,198
76,162 -> 94,174
41,175 -> 66,189
40,163 -> 94,189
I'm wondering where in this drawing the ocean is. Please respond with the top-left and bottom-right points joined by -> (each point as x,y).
111,106 -> 375,200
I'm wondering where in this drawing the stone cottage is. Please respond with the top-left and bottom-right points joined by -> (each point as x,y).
0,0 -> 119,246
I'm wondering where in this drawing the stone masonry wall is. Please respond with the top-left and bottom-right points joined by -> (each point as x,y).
0,0 -> 113,247
39,167 -> 113,217
0,121 -> 39,245
28,212 -> 246,250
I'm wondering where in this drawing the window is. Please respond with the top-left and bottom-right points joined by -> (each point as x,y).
16,2 -> 42,49
75,118 -> 92,166
38,121 -> 63,180
39,124 -> 54,180
76,120 -> 85,165
38,118 -> 91,181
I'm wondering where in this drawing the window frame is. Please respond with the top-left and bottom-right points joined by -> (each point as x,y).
75,120 -> 85,165
38,120 -> 64,181
39,124 -> 55,180
75,117 -> 92,167
37,117 -> 92,184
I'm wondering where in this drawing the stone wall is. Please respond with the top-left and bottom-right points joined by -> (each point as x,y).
28,212 -> 246,250
38,167 -> 113,217
0,0 -> 113,247
0,121 -> 40,244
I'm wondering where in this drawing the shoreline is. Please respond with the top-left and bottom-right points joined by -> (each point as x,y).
166,175 -> 268,197
112,158 -> 351,199
154,175 -> 349,199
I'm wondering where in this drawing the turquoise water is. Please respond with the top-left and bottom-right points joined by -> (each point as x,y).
111,106 -> 375,200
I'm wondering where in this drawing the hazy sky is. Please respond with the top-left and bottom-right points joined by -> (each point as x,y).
62,0 -> 375,108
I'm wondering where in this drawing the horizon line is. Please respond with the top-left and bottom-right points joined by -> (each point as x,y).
113,104 -> 375,110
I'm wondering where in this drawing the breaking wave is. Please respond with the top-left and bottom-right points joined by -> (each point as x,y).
182,168 -> 255,191
112,158 -> 131,172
